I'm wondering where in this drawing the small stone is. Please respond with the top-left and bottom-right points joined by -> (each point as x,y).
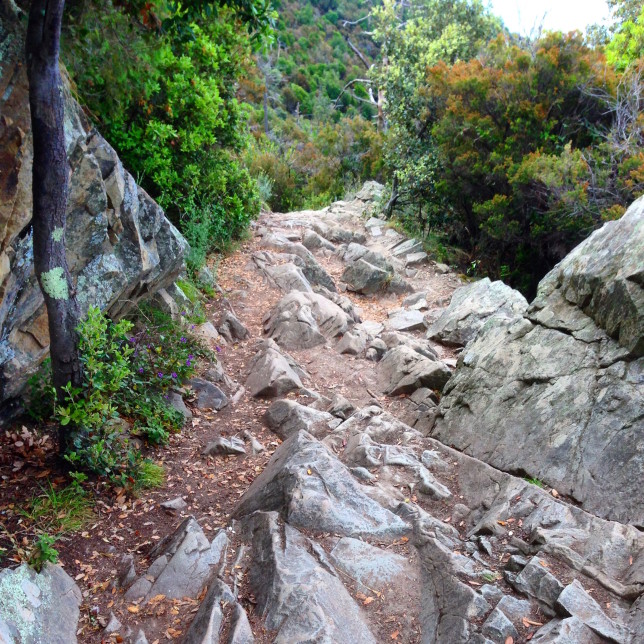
386,308 -> 426,332
243,430 -> 265,454
496,594 -> 532,623
405,251 -> 428,266
480,584 -> 504,604
167,391 -> 192,421
203,436 -> 246,456
189,377 -> 229,411
505,554 -> 529,572
104,611 -> 122,633
160,497 -> 188,512
481,607 -> 518,641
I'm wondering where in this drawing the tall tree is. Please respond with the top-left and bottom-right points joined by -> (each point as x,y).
26,0 -> 82,450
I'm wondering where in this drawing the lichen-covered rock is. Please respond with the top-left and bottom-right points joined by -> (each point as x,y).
427,277 -> 528,346
0,563 -> 82,644
0,21 -> 187,406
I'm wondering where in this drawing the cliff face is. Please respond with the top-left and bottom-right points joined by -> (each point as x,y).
0,15 -> 188,405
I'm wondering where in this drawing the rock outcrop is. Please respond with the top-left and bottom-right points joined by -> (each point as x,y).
427,277 -> 528,346
0,18 -> 188,406
433,198 -> 644,526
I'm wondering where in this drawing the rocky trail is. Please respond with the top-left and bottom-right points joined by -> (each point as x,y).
1,184 -> 643,644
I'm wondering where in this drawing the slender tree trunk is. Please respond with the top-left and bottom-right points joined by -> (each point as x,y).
26,0 -> 82,451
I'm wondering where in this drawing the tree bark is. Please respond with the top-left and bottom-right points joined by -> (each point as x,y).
26,0 -> 82,450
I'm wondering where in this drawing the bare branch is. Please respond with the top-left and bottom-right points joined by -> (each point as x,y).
332,78 -> 375,108
346,38 -> 371,70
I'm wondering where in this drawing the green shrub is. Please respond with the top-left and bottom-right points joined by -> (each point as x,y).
28,534 -> 59,572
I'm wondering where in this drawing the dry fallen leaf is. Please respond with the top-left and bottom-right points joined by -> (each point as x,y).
390,631 -> 399,640
363,597 -> 375,605
127,605 -> 139,614
505,637 -> 514,644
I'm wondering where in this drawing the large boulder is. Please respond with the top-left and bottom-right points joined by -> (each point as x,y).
242,512 -> 377,643
234,430 -> 410,540
245,340 -> 307,397
264,291 -> 351,349
0,19 -> 187,406
427,277 -> 528,346
433,201 -> 644,526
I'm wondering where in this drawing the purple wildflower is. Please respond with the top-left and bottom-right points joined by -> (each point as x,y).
186,359 -> 191,367
129,337 -> 136,343
180,337 -> 187,343
138,367 -> 144,374
215,346 -> 222,353
157,372 -> 163,378
171,372 -> 178,379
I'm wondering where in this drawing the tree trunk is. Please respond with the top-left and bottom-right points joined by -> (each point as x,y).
26,0 -> 82,451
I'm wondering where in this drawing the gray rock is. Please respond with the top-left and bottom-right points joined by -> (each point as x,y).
245,341 -> 305,398
496,594 -> 531,623
197,265 -> 216,288
228,603 -> 255,644
203,436 -> 246,456
0,30 -> 188,405
189,377 -> 229,411
531,616 -> 604,643
380,330 -> 439,360
434,315 -> 644,525
532,196 -> 643,355
0,563 -> 82,644
167,391 -> 192,421
510,556 -> 564,615
104,611 -> 123,634
217,311 -> 249,342
341,258 -> 392,295
160,497 -> 188,512
243,512 -> 377,643
405,251 -> 428,266
427,277 -> 528,347
629,595 -> 644,643
234,431 -> 410,539
131,630 -> 149,644
340,242 -> 393,272
391,238 -> 423,257
264,399 -> 339,439
326,394 -> 356,420
556,579 -> 628,642
481,607 -> 518,641
386,308 -> 426,332
183,578 -> 236,644
330,537 -> 417,594
301,229 -> 335,252
480,584 -> 504,604
355,180 -> 384,201
124,518 -> 227,602
416,466 -> 452,500
264,291 -> 351,350
336,330 -> 367,355
263,262 -> 312,293
117,554 -> 137,589
379,346 -> 451,395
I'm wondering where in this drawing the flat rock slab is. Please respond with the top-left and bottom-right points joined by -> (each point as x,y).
203,436 -> 246,456
379,346 -> 451,395
386,309 -> 426,332
330,537 -> 418,595
234,431 -> 410,540
392,238 -> 423,257
0,563 -> 82,644
531,616 -> 604,643
556,579 -> 628,643
244,512 -> 377,644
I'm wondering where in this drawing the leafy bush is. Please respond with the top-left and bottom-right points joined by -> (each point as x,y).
28,535 -> 59,572
53,305 -> 203,487
63,2 -> 261,263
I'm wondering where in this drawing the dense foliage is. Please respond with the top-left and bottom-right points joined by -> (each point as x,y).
241,0 -> 384,210
62,0 -> 266,268
372,0 -> 644,294
61,0 -> 643,290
